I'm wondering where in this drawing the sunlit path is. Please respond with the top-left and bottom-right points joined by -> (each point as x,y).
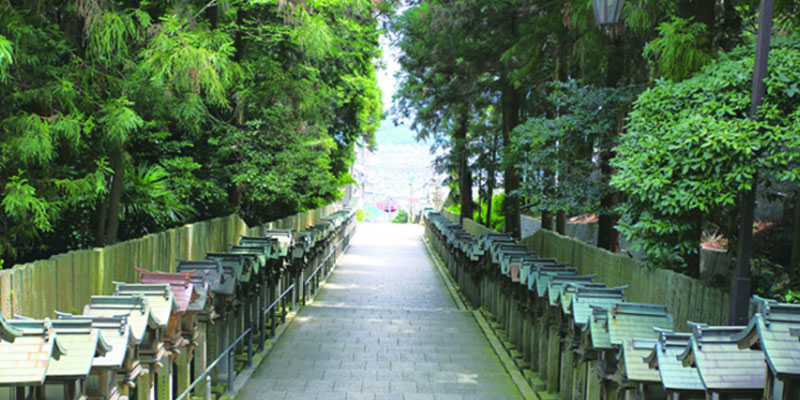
236,223 -> 522,400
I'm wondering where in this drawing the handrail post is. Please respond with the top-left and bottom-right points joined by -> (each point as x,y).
205,375 -> 212,400
291,271 -> 297,310
270,295 -> 277,337
225,349 -> 234,394
295,269 -> 302,308
280,277 -> 287,323
247,323 -> 254,368
259,301 -> 265,352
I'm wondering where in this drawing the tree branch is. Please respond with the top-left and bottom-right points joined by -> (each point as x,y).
179,0 -> 217,31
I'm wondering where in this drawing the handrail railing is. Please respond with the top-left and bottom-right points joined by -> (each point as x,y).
176,325 -> 253,400
304,236 -> 345,285
176,225 -> 354,400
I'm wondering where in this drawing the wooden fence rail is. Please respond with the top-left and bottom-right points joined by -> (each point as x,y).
0,204 -> 338,319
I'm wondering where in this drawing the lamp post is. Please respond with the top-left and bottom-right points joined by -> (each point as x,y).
592,0 -> 625,252
592,0 -> 625,26
409,181 -> 413,224
729,0 -> 774,325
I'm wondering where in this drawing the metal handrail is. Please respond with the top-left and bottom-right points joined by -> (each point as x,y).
304,236 -> 345,285
264,284 -> 295,315
176,326 -> 253,400
175,226 -> 355,400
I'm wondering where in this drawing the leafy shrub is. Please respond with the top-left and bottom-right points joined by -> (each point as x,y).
474,193 -> 506,232
392,210 -> 409,223
612,37 -> 800,272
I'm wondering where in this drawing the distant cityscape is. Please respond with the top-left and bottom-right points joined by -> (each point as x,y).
348,121 -> 448,222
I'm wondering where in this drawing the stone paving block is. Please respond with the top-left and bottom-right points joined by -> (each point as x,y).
314,392 -> 347,400
257,391 -> 287,399
333,380 -> 364,392
235,224 -> 523,400
346,392 -> 376,400
362,380 -> 391,392
377,369 -> 403,380
284,393 -> 311,400
372,393 -> 404,400
434,394 -> 465,400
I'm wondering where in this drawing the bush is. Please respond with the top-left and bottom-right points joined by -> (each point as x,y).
446,203 -> 460,214
474,193 -> 505,232
444,193 -> 506,231
356,209 -> 365,222
392,210 -> 409,223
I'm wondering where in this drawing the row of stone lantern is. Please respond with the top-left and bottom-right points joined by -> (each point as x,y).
425,212 -> 800,400
0,208 -> 356,400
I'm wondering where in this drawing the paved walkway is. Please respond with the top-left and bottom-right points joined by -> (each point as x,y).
236,223 -> 522,400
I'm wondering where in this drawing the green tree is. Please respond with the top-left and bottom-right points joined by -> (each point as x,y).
0,0 -> 384,266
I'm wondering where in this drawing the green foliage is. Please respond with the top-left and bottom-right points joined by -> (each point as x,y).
477,193 -> 506,232
290,7 -> 333,59
444,193 -> 505,231
392,210 -> 409,224
750,257 -> 800,303
612,39 -> 800,271
2,174 -> 56,233
0,0 -> 383,266
120,163 -> 195,238
356,209 -> 365,223
139,14 -> 238,108
509,80 -> 638,216
643,17 -> 713,82
445,202 -> 460,215
0,33 -> 12,80
99,98 -> 143,145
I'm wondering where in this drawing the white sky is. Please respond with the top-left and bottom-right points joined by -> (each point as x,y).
377,30 -> 401,116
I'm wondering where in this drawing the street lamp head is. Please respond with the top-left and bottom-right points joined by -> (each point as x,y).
592,0 -> 625,26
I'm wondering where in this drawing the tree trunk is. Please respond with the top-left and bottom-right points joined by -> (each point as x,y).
104,146 -> 125,245
683,208 -> 703,278
597,147 -> 619,252
729,181 -> 757,325
456,112 -> 473,224
209,2 -> 219,29
486,132 -> 498,229
476,169 -> 484,225
95,195 -> 108,247
232,10 -> 246,62
556,210 -> 567,235
542,210 -> 553,230
501,79 -> 522,238
485,182 -> 494,228
233,184 -> 243,208
597,38 -> 624,252
730,0 -> 773,325
791,194 -> 800,275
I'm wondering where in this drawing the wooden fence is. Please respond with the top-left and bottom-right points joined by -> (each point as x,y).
0,204 -> 338,319
441,210 -> 728,330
